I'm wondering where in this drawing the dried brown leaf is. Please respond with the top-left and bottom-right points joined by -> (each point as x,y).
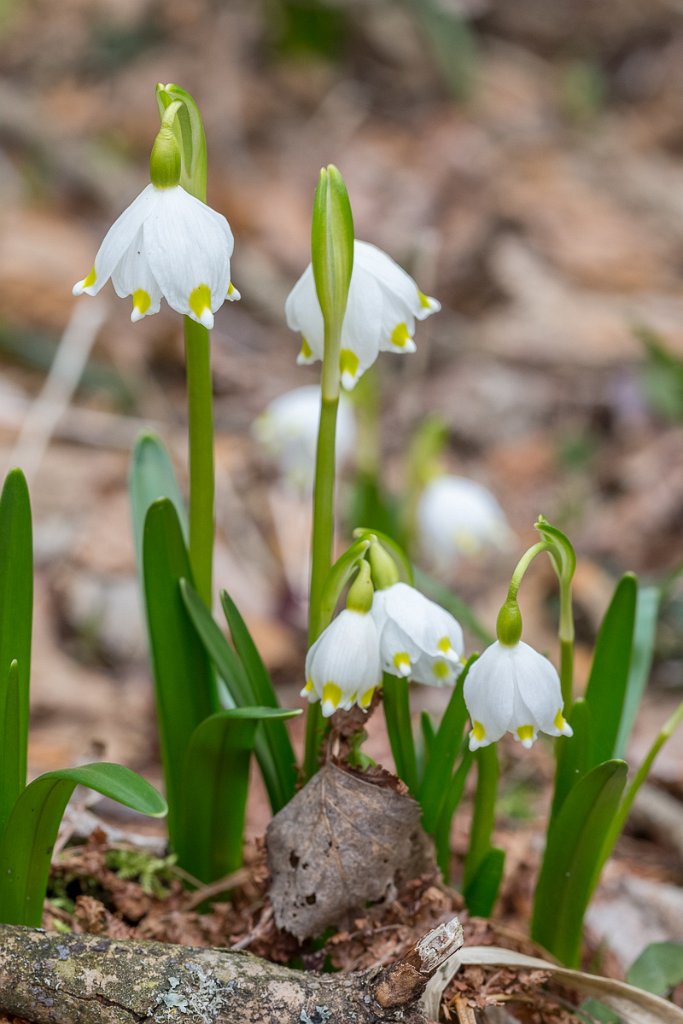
266,763 -> 434,941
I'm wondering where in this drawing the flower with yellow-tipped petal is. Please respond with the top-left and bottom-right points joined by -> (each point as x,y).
301,609 -> 382,718
417,475 -> 515,569
73,184 -> 239,327
371,582 -> 464,687
286,240 -> 440,390
463,640 -> 573,751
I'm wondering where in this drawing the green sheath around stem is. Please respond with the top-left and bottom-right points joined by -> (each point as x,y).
184,317 -> 215,608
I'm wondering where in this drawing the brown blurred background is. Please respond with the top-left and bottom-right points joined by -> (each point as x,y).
1,0 -> 683,886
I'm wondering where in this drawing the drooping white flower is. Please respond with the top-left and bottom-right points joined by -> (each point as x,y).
252,385 -> 356,493
417,475 -> 515,569
73,184 -> 240,328
301,609 -> 382,717
463,640 -> 573,751
371,582 -> 465,687
285,240 -> 440,390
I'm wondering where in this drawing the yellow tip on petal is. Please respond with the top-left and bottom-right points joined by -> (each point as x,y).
189,284 -> 213,328
131,288 -> 152,322
73,265 -> 97,296
359,686 -> 375,709
437,636 -> 453,654
390,322 -> 412,349
472,720 -> 486,743
517,724 -> 535,748
393,651 -> 411,677
226,281 -> 241,301
417,289 -> 431,309
302,679 -> 314,694
322,682 -> 342,715
433,660 -> 451,681
554,710 -> 573,736
339,348 -> 360,386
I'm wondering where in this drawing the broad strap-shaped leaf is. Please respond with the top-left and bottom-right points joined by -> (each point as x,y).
434,747 -> 473,880
463,846 -> 505,918
0,662 -> 22,839
0,469 -> 32,792
129,431 -> 187,568
532,759 -> 628,967
182,581 -> 298,812
382,673 -> 419,795
463,743 -> 499,894
419,657 -> 475,833
0,763 -> 166,926
584,574 -> 637,765
551,698 -> 594,821
614,585 -> 660,758
143,499 -> 217,851
178,707 -> 301,884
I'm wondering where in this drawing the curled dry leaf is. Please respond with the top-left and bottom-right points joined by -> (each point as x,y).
266,762 -> 435,942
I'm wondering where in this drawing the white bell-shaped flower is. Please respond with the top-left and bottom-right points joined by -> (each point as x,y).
301,609 -> 382,717
73,184 -> 240,328
285,240 -> 440,390
253,385 -> 356,493
417,475 -> 515,569
371,582 -> 464,686
463,640 -> 573,751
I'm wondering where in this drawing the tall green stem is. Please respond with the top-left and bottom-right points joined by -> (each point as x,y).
184,317 -> 214,607
558,580 -> 575,710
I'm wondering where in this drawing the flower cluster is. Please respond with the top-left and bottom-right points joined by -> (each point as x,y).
286,240 -> 440,389
301,576 -> 465,717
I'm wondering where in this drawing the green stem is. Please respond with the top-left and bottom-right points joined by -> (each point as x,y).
382,673 -> 419,795
558,579 -> 575,710
508,541 -> 551,602
303,329 -> 341,780
184,317 -> 214,608
463,743 -> 499,891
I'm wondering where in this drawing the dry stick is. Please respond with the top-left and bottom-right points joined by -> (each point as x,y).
0,917 -> 463,1024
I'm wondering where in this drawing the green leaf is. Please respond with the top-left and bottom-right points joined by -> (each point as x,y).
615,586 -> 660,758
463,744 -> 499,895
0,662 -> 22,839
532,759 -> 628,967
129,432 -> 187,568
419,657 -> 475,833
551,698 -> 594,821
0,763 -> 165,926
463,846 -> 505,918
143,499 -> 217,852
181,581 -> 298,812
434,747 -> 473,879
382,673 -> 419,795
579,998 -> 622,1024
584,575 -> 638,765
0,469 -> 32,794
535,516 -> 576,583
627,942 -> 683,997
178,707 -> 301,883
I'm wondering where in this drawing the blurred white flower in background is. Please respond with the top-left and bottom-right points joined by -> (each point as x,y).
286,240 -> 440,390
253,385 -> 356,494
463,640 -> 573,751
417,475 -> 514,569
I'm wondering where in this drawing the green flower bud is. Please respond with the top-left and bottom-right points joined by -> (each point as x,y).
496,598 -> 523,646
368,541 -> 400,591
150,126 -> 181,189
346,558 -> 374,614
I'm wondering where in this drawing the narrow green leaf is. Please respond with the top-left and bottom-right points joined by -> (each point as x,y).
182,581 -> 298,812
178,707 -> 301,883
129,432 -> 187,567
382,673 -> 419,794
551,698 -> 594,821
0,763 -> 165,926
584,574 -> 638,764
615,586 -> 660,758
0,661 -> 22,839
532,759 -> 628,966
419,657 -> 475,833
434,747 -> 473,879
0,469 -> 32,791
627,942 -> 683,997
463,847 -> 505,918
143,499 -> 217,852
463,744 -> 499,892
417,711 -> 436,781
319,536 -> 372,631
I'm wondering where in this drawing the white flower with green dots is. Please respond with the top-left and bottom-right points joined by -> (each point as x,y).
285,240 -> 440,390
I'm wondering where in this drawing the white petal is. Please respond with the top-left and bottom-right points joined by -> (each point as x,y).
73,184 -> 157,296
306,609 -> 381,707
463,642 -> 516,740
338,272 -> 383,389
512,642 -> 563,733
417,475 -> 514,568
285,265 -> 325,361
110,227 -> 162,321
375,582 -> 464,662
144,187 -> 233,323
354,241 -> 423,314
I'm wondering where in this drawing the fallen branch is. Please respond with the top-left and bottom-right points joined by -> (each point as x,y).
0,917 -> 463,1024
